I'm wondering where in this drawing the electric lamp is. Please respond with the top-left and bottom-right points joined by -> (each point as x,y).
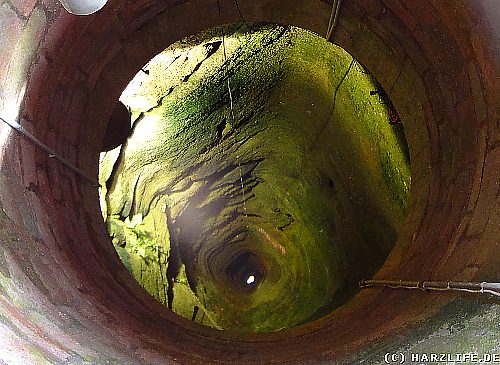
58,0 -> 107,15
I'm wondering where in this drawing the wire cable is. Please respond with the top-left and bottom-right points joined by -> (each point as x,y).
325,0 -> 342,41
216,0 -> 249,221
360,279 -> 500,297
233,0 -> 257,31
325,0 -> 338,39
0,116 -> 100,187
309,56 -> 355,151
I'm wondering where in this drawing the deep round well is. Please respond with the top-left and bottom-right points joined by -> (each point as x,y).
0,0 -> 498,364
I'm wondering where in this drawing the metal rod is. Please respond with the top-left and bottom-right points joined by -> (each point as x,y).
360,279 -> 500,297
325,0 -> 338,39
326,0 -> 343,41
0,116 -> 100,187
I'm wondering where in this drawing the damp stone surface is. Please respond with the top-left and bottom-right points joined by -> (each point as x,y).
99,24 -> 410,333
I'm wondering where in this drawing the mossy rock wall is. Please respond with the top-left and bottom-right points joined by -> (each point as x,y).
99,24 -> 410,333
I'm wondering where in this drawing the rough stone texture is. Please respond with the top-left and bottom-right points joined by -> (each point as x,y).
0,0 -> 498,364
100,25 -> 410,333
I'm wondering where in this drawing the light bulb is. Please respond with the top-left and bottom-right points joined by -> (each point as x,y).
58,0 -> 108,15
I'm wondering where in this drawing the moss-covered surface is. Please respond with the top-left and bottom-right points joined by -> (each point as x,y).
98,24 -> 410,333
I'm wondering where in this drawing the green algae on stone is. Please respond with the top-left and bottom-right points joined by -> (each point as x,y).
99,24 -> 411,333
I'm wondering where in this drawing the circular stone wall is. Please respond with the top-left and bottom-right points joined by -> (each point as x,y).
0,0 -> 498,364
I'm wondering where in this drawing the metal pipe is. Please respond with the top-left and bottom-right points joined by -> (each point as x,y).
0,116 -> 100,187
360,279 -> 500,297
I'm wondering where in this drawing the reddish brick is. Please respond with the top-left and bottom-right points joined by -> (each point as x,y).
80,41 -> 124,89
334,24 -> 355,51
430,23 -> 463,72
407,133 -> 429,173
438,210 -> 471,268
36,164 -> 58,204
466,124 -> 488,212
8,0 -> 37,17
19,138 -> 38,187
457,96 -> 477,131
381,0 -> 417,31
406,0 -> 439,28
40,14 -> 90,71
0,3 -> 24,73
425,114 -> 441,170
431,1 -> 475,60
469,30 -> 496,92
21,54 -> 53,136
405,170 -> 430,222
365,15 -> 406,65
436,74 -> 458,126
116,0 -> 164,36
422,71 -> 445,123
437,122 -> 459,183
412,28 -> 438,69
45,157 -> 63,201
489,119 -> 500,152
466,147 -> 500,236
442,172 -> 470,229
467,61 -> 488,123
403,36 -> 430,75
61,81 -> 90,141
356,0 -> 385,18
